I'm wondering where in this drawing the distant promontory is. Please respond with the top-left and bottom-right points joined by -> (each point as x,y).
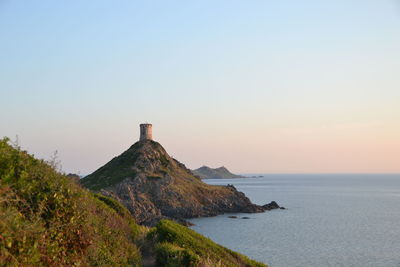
192,166 -> 245,179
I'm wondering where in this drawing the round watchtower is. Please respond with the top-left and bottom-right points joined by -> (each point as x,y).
139,123 -> 153,141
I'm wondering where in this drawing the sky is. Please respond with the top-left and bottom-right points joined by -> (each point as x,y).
1,0 -> 399,174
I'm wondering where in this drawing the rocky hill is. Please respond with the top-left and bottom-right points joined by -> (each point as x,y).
81,140 -> 279,225
192,165 -> 245,179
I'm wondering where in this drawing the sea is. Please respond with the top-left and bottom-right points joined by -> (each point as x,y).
189,174 -> 400,267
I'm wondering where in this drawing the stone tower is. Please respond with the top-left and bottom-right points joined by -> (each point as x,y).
139,123 -> 153,141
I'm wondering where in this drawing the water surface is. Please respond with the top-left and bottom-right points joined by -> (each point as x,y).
190,174 -> 400,267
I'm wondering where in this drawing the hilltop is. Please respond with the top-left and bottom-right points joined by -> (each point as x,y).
0,137 -> 268,266
81,140 -> 279,225
192,165 -> 245,179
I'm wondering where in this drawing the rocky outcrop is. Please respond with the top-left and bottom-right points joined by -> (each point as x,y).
263,201 -> 281,210
81,140 -> 280,226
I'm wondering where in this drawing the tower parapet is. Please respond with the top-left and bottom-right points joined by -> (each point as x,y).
140,123 -> 153,141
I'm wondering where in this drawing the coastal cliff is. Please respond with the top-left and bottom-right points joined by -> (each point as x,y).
81,140 -> 278,225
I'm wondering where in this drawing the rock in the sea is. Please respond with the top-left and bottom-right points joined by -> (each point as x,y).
262,201 -> 280,210
241,217 -> 250,219
228,216 -> 238,219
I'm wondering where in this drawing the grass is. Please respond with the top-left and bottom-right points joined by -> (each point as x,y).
155,242 -> 199,266
150,220 -> 267,267
80,143 -> 143,190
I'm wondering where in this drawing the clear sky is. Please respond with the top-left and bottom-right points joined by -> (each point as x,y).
1,1 -> 399,174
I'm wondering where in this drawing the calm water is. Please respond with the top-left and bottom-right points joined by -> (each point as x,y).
189,174 -> 400,267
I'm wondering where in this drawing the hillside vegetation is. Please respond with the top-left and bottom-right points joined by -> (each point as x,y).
0,137 -> 141,266
0,138 -> 268,266
150,220 -> 266,267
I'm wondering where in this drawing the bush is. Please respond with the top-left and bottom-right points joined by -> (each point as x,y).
151,220 -> 267,267
156,242 -> 199,266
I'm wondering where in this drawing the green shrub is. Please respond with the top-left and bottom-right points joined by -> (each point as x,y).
156,242 -> 199,266
94,193 -> 131,218
93,193 -> 143,239
152,220 -> 267,267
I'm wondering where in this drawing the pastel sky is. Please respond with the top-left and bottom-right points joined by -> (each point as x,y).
1,1 -> 399,174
